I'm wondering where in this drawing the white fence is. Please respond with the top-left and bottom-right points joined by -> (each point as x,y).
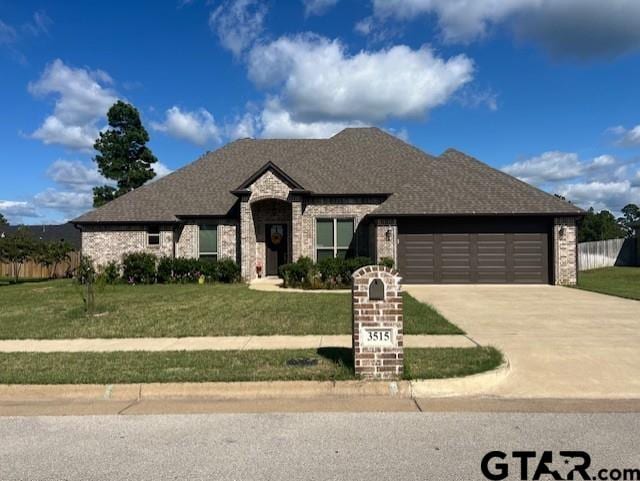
578,238 -> 637,271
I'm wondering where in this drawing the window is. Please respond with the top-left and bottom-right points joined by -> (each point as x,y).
316,218 -> 354,260
199,225 -> 217,262
147,226 -> 160,246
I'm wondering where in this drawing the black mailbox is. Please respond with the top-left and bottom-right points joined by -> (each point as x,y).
369,278 -> 385,301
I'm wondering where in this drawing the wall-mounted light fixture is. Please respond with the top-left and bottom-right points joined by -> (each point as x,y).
558,226 -> 566,239
385,229 -> 392,241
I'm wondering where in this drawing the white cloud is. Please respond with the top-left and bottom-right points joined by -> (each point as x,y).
151,106 -> 221,146
28,59 -> 118,150
34,189 -> 91,211
226,112 -> 257,140
248,34 -> 473,124
502,151 -> 586,184
609,124 -> 640,147
303,0 -> 339,16
258,99 -> 361,139
0,200 -> 38,223
151,162 -> 173,179
209,0 -> 267,57
502,150 -> 640,212
46,160 -> 107,192
369,0 -> 640,58
557,181 -> 639,213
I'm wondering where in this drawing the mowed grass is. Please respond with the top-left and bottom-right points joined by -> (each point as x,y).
0,280 -> 462,339
0,347 -> 501,384
576,267 -> 640,301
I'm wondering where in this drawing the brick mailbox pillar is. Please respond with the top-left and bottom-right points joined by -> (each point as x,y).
352,265 -> 403,380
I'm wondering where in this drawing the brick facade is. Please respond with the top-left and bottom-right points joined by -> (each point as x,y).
374,218 -> 397,265
553,216 -> 578,286
82,225 -> 173,269
82,221 -> 237,269
352,265 -> 403,380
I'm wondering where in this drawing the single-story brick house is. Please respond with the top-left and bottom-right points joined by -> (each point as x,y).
73,128 -> 583,284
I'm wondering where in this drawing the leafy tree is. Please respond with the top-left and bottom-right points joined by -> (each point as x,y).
92,101 -> 158,207
34,240 -> 74,278
617,203 -> 640,237
0,213 -> 8,227
578,208 -> 625,242
0,227 -> 36,282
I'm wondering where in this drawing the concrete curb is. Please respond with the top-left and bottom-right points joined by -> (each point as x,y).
0,380 -> 414,402
410,357 -> 511,398
0,356 -> 508,403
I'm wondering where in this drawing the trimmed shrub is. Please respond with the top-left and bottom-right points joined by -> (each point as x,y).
155,256 -> 240,284
378,256 -> 394,269
280,256 -> 372,289
216,258 -> 241,283
101,261 -> 120,284
122,252 -> 157,284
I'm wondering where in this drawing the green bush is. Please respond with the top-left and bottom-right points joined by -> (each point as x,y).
216,258 -> 241,283
122,252 -> 157,284
378,257 -> 394,269
155,256 -> 240,284
280,256 -> 371,289
101,261 -> 120,284
279,256 -> 319,288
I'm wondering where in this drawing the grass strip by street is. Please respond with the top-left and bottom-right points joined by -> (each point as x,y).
0,347 -> 501,384
0,280 -> 462,339
575,266 -> 640,301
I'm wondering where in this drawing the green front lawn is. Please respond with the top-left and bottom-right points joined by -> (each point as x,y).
0,280 -> 462,339
576,267 -> 640,301
0,347 -> 501,384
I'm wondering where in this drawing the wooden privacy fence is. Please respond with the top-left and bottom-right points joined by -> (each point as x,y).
578,238 -> 637,271
0,251 -> 81,279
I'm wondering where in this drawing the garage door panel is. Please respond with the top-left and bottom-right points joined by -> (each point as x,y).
398,218 -> 550,284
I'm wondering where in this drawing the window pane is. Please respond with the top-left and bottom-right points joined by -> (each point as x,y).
316,249 -> 334,262
199,254 -> 217,263
199,225 -> 217,254
316,219 -> 334,248
336,249 -> 348,259
336,219 -> 353,247
148,234 -> 160,246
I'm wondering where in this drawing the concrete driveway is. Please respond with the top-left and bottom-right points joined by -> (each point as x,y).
404,285 -> 640,399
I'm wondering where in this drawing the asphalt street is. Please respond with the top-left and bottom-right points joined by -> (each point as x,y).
1,412 -> 639,480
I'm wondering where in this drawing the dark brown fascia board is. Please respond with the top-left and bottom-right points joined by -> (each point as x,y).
370,212 -> 585,218
232,161 -> 305,192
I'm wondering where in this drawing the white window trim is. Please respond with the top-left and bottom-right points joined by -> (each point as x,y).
146,226 -> 161,248
198,224 -> 219,259
315,217 -> 355,260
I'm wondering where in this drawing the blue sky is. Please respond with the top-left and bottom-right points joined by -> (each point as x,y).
1,0 -> 640,224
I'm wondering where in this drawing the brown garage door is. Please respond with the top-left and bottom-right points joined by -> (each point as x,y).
397,217 -> 550,284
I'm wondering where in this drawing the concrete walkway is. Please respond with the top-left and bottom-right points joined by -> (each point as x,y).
0,334 -> 476,353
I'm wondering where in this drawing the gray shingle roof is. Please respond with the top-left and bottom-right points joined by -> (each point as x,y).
73,128 -> 583,224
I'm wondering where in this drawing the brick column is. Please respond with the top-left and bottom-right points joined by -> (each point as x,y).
291,196 -> 303,262
240,197 -> 256,281
553,217 -> 577,286
375,218 -> 397,265
352,265 -> 403,380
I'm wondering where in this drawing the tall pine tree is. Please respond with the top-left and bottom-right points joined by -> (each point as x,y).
93,101 -> 158,207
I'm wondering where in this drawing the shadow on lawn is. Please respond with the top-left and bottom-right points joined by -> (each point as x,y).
317,347 -> 354,370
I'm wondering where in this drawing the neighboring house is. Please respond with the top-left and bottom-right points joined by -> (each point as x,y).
73,128 -> 583,285
0,222 -> 81,250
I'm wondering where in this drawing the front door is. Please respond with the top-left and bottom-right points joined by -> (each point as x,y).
265,224 -> 288,276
